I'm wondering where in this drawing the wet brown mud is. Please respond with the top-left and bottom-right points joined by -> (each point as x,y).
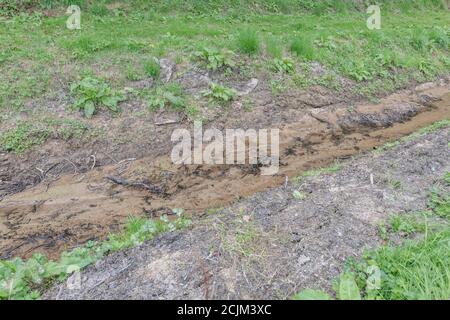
1,84 -> 449,259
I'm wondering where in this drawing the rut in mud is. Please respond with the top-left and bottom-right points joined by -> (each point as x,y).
1,83 -> 449,260
44,125 -> 450,300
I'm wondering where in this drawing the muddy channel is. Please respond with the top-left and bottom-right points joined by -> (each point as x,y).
1,84 -> 449,260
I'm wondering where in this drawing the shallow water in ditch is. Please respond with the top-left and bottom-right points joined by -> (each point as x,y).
1,85 -> 449,259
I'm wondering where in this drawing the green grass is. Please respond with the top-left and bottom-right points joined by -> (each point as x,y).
290,36 -> 315,60
349,228 -> 450,300
219,215 -> 264,259
389,214 -> 426,236
294,162 -> 342,182
0,3 -> 448,115
444,172 -> 450,185
89,2 -> 109,16
265,35 -> 282,58
143,58 -> 161,80
125,64 -> 143,81
0,212 -> 191,300
236,29 -> 260,55
0,123 -> 50,153
296,222 -> 450,300
388,179 -> 403,191
429,188 -> 450,218
43,118 -> 93,141
0,118 -> 96,153
295,173 -> 450,300
376,119 -> 450,153
2,1 -> 446,17
408,119 -> 450,139
1,0 -> 449,300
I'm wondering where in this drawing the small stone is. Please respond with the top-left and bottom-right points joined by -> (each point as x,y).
237,78 -> 258,96
297,255 -> 311,266
159,58 -> 175,83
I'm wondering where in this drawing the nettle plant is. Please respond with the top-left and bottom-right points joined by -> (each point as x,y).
203,83 -> 237,103
147,83 -> 186,111
270,57 -> 295,74
71,76 -> 127,118
194,47 -> 235,71
294,272 -> 363,300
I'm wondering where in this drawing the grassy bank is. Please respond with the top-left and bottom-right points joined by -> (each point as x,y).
1,2 -> 448,110
1,1 -> 447,17
0,1 -> 448,154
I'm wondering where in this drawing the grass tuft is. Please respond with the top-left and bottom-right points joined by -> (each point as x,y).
0,123 -> 50,153
294,162 -> 342,182
236,29 -> 260,55
143,58 -> 161,80
265,35 -> 282,58
290,35 -> 315,60
353,228 -> 450,300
